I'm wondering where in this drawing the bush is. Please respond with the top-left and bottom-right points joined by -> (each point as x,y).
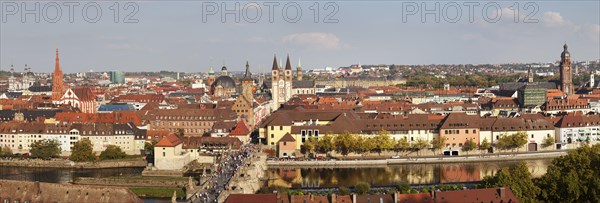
396,182 -> 411,194
338,187 -> 351,195
100,145 -> 127,160
355,182 -> 371,195
0,146 -> 12,157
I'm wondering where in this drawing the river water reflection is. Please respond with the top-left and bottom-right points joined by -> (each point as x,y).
266,159 -> 552,188
0,166 -> 144,183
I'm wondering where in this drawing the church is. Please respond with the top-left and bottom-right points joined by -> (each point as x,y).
269,55 -> 315,110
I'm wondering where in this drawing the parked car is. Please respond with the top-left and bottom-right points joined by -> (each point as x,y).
390,155 -> 401,159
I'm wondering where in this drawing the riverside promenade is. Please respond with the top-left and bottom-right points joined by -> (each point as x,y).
267,151 -> 567,167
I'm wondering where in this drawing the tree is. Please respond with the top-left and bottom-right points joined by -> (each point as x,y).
479,138 -> 491,154
510,132 -> 528,152
30,139 -> 61,160
394,137 -> 410,156
70,139 -> 96,162
334,131 -> 355,156
495,133 -> 511,153
100,145 -> 127,160
481,162 -> 540,202
355,182 -> 371,195
302,137 -> 317,157
372,130 -> 395,155
541,136 -> 555,149
0,146 -> 12,157
430,136 -> 447,157
536,144 -> 600,202
144,140 -> 158,155
411,138 -> 429,156
354,136 -> 373,156
462,138 -> 477,156
316,134 -> 334,154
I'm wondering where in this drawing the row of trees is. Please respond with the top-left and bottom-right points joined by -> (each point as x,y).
481,144 -> 600,202
16,139 -> 129,162
301,130 -> 537,157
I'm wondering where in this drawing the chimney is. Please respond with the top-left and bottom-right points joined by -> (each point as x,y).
352,193 -> 356,203
393,192 -> 398,203
430,189 -> 435,200
499,187 -> 505,200
331,193 -> 337,203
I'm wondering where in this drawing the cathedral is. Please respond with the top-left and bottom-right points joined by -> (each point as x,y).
271,55 -> 294,109
559,43 -> 574,95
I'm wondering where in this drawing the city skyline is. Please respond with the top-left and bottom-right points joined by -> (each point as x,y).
1,1 -> 599,73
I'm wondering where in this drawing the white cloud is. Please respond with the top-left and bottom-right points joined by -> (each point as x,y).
282,32 -> 349,50
542,12 -> 566,27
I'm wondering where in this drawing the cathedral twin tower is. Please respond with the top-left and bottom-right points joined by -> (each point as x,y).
271,54 -> 302,108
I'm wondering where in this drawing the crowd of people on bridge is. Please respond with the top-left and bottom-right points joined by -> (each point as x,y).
195,144 -> 259,203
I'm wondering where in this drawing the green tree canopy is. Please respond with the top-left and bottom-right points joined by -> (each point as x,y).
30,139 -> 61,160
536,144 -> 600,202
316,134 -> 334,154
334,131 -> 355,156
0,146 -> 12,157
430,136 -> 447,156
481,162 -> 540,202
70,139 -> 96,162
541,136 -> 555,148
100,145 -> 127,160
144,140 -> 158,155
355,182 -> 371,195
462,138 -> 477,155
394,137 -> 410,156
411,138 -> 429,156
479,138 -> 491,153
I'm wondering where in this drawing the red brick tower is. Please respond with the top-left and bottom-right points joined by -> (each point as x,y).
52,49 -> 64,102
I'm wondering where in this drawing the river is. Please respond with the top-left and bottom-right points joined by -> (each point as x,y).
265,159 -> 553,188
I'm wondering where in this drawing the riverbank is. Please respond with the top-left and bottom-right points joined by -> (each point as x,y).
267,151 -> 566,167
0,158 -> 147,169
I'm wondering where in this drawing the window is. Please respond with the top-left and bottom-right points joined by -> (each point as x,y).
465,130 -> 468,134
280,126 -> 283,130
301,130 -> 306,136
473,129 -> 476,133
315,130 -> 319,137
271,134 -> 274,138
531,134 -> 534,138
271,126 -> 274,130
163,152 -> 166,157
283,142 -> 287,146
271,142 -> 274,145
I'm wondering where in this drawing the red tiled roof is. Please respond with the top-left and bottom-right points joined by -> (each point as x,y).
225,194 -> 277,203
398,193 -> 433,203
155,133 -> 182,147
435,187 -> 519,203
230,119 -> 251,136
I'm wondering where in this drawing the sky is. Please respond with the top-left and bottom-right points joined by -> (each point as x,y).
0,1 -> 599,73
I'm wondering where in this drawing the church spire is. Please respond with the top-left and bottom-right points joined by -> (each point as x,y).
285,54 -> 292,70
55,48 -> 61,73
243,61 -> 252,80
52,48 -> 64,102
272,55 -> 279,71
